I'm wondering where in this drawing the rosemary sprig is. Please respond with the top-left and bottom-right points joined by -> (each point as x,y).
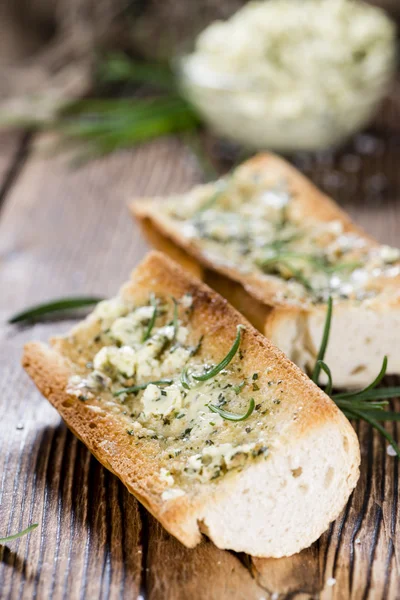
208,398 -> 255,422
142,294 -> 157,342
55,52 -> 200,159
193,325 -> 244,382
8,297 -> 103,324
345,408 -> 400,458
313,298 -> 400,457
336,387 -> 400,401
331,357 -> 388,401
114,379 -> 173,397
340,409 -> 400,422
0,523 -> 38,544
311,297 -> 333,385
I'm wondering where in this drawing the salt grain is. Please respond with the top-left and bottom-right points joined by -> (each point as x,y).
327,577 -> 336,587
387,445 -> 397,457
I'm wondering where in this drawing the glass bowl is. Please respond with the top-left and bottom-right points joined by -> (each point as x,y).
176,55 -> 396,153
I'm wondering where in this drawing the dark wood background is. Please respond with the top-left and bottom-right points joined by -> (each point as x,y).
1,88 -> 400,598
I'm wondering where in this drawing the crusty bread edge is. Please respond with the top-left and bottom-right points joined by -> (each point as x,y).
22,341 -> 207,547
130,152 -> 377,310
22,251 -> 360,555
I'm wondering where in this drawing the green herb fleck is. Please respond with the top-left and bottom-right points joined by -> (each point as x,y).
190,335 -> 203,357
180,366 -> 192,390
233,381 -> 245,395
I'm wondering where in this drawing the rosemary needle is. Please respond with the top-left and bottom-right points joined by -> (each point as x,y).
114,379 -> 173,396
8,297 -> 103,324
332,357 -> 388,401
312,298 -> 400,458
311,297 -> 333,385
208,398 -> 255,422
142,293 -> 157,342
193,325 -> 244,382
0,523 -> 38,544
346,408 -> 400,458
180,366 -> 192,390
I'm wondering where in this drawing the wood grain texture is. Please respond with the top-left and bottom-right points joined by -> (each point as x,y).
0,136 -> 201,599
0,113 -> 400,599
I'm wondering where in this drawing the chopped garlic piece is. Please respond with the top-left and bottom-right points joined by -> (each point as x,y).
142,384 -> 183,417
93,345 -> 136,378
93,298 -> 129,324
110,305 -> 155,345
181,294 -> 193,309
159,468 -> 174,487
162,488 -> 186,501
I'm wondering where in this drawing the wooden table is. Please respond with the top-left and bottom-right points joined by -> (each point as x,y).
1,97 -> 400,599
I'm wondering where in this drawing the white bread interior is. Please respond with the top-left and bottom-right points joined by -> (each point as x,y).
23,251 -> 360,557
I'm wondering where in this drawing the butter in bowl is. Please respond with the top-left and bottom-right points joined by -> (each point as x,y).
177,0 -> 397,152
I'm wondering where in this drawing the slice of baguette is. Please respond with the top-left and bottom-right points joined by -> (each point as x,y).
131,153 -> 400,389
23,251 -> 360,558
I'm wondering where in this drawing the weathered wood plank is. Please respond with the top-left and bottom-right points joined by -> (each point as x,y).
0,135 -> 201,599
0,136 -> 200,318
1,114 -> 400,599
146,518 -> 264,600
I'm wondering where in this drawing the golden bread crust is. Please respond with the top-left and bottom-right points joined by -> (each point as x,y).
23,251 -> 359,550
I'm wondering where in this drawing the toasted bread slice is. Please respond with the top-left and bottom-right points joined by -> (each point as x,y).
131,153 -> 400,388
23,251 -> 359,557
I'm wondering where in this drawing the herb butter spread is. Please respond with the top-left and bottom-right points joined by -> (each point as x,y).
159,166 -> 400,304
67,294 -> 283,494
179,0 -> 396,151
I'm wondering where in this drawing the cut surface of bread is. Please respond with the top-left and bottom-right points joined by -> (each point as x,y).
131,153 -> 400,388
23,251 -> 359,558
